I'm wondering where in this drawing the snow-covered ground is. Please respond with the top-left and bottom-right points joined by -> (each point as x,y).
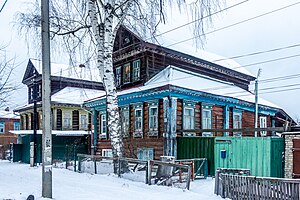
0,160 -> 223,200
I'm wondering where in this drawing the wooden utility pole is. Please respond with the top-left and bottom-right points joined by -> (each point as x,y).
254,69 -> 261,137
41,0 -> 52,198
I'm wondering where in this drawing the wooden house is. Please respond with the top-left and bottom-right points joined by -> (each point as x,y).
84,26 -> 293,161
13,59 -> 105,142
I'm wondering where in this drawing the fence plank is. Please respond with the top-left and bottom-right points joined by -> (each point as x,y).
216,173 -> 300,200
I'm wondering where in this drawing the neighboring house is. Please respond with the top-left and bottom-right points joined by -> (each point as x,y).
13,59 -> 105,142
0,108 -> 20,159
84,26 -> 294,160
0,108 -> 20,145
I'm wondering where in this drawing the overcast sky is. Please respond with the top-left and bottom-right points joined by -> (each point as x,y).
1,0 -> 300,120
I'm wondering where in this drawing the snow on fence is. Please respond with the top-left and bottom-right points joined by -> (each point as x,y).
215,168 -> 300,200
77,154 -> 192,190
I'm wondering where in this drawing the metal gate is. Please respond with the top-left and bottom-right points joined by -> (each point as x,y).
293,139 -> 300,178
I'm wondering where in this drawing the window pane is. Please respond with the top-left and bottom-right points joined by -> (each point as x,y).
123,63 -> 131,83
135,109 -> 142,131
149,107 -> 158,131
132,60 -> 140,82
0,122 -> 4,133
116,67 -> 122,86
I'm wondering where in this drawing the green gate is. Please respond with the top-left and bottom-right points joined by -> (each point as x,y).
177,137 -> 215,176
214,137 -> 284,178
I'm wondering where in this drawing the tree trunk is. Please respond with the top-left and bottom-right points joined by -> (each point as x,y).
88,0 -> 127,174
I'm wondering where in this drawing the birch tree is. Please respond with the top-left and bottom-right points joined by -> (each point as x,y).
17,0 -> 222,173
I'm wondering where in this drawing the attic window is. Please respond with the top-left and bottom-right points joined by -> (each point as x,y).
123,63 -> 131,84
132,60 -> 140,82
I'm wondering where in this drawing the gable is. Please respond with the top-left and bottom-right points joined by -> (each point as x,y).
113,25 -> 143,52
22,59 -> 39,84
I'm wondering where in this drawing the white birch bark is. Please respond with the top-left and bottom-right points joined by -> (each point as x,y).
88,0 -> 127,173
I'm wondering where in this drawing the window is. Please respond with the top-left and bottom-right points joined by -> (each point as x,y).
134,109 -> 143,132
101,114 -> 107,138
149,106 -> 158,132
38,84 -> 42,97
137,148 -> 153,161
183,107 -> 194,130
202,108 -> 212,136
0,122 -> 4,133
63,112 -> 71,129
102,149 -> 112,157
80,114 -> 87,129
233,111 -> 242,136
116,66 -> 122,86
121,107 -> 130,137
14,122 -> 20,130
134,104 -> 143,137
123,63 -> 131,84
260,116 -> 267,136
29,87 -> 33,100
132,60 -> 141,82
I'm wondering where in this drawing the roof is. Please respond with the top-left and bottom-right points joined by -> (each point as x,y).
9,130 -> 89,136
29,59 -> 101,82
0,111 -> 20,119
51,87 -> 106,105
14,87 -> 106,112
87,65 -> 279,109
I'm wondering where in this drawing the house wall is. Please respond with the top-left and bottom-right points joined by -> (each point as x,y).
284,135 -> 300,178
19,106 -> 90,131
0,118 -> 19,145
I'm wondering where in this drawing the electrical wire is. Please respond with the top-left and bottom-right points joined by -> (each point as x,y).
166,1 -> 300,47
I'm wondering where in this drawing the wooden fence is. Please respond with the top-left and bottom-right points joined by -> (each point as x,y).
77,154 -> 192,190
215,168 -> 300,199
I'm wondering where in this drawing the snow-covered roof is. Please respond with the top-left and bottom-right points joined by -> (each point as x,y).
9,130 -> 89,136
30,59 -> 101,82
90,66 -> 277,109
155,38 -> 253,77
51,87 -> 105,105
0,110 -> 20,119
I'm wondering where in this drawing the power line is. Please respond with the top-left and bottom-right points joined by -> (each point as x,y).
0,0 -> 8,13
233,53 -> 300,69
167,1 -> 300,47
153,0 -> 249,38
213,43 -> 300,62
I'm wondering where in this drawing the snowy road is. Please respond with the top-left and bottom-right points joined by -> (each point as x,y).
0,160 -> 223,200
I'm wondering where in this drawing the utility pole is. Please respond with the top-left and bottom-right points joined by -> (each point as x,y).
254,69 -> 261,137
33,72 -> 37,166
41,0 -> 52,198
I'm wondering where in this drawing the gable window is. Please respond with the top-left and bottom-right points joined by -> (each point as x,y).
120,107 -> 130,137
116,66 -> 122,87
260,116 -> 267,136
202,105 -> 212,136
123,63 -> 131,84
134,104 -> 143,137
80,114 -> 87,129
233,110 -> 242,136
29,87 -> 33,100
38,84 -> 42,97
63,112 -> 71,129
148,102 -> 158,136
14,122 -> 20,130
0,122 -> 4,133
137,148 -> 153,161
101,113 -> 107,138
132,60 -> 141,82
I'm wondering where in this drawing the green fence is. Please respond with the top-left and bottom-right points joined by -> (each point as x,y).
214,137 -> 284,178
177,137 -> 215,176
13,135 -> 88,164
177,137 -> 285,178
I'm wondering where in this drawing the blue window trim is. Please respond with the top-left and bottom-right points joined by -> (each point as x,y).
0,122 -> 5,134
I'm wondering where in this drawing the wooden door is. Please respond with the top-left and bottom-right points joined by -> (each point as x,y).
293,139 -> 300,178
